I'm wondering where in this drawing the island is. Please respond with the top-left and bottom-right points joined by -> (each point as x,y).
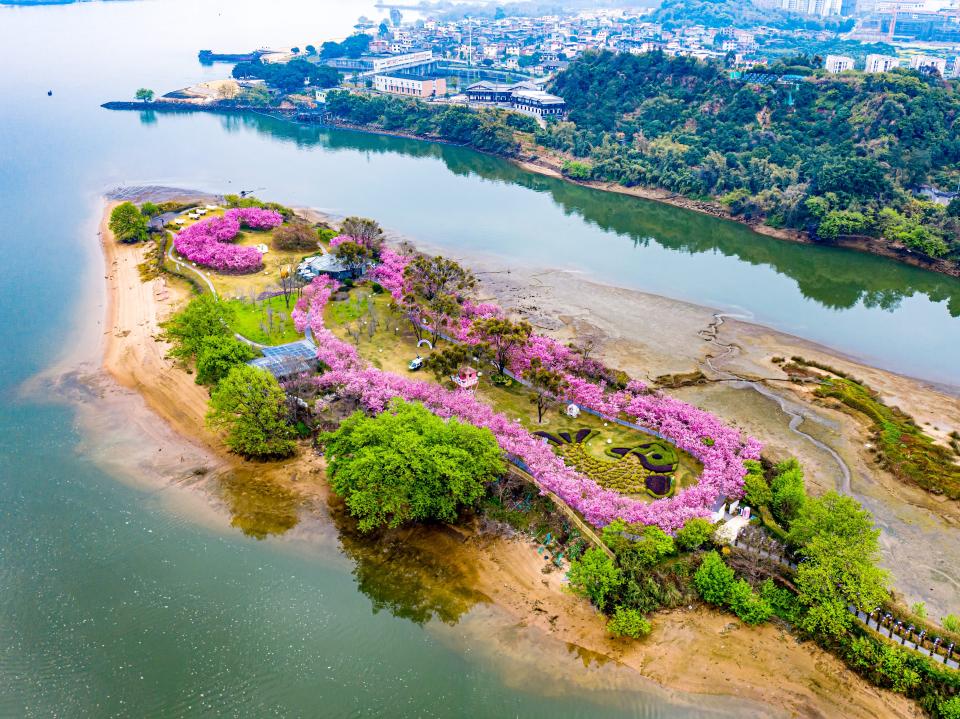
99,188 -> 960,719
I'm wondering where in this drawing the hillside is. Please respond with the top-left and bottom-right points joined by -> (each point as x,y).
649,0 -> 854,32
540,50 -> 960,263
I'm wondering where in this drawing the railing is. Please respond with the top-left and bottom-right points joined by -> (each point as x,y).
729,531 -> 959,670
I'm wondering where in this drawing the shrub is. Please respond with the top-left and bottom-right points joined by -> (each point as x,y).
770,458 -> 806,526
694,550 -> 734,605
370,282 -> 384,294
760,579 -> 803,623
727,579 -> 773,625
607,606 -> 652,639
273,222 -> 319,251
675,518 -> 713,551
627,524 -> 675,567
912,601 -> 927,619
567,546 -> 623,611
743,459 -> 772,508
943,614 -> 960,633
562,160 -> 593,180
940,697 -> 960,719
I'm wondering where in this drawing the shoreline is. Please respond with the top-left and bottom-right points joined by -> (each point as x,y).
86,191 -> 929,717
100,101 -> 960,279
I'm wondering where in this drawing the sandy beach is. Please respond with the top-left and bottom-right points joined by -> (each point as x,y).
77,192 -> 950,717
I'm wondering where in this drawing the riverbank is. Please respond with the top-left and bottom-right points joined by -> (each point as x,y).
515,153 -> 960,280
92,192 -> 931,718
99,101 -> 960,279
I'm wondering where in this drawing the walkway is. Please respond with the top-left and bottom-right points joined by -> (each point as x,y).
728,527 -> 959,670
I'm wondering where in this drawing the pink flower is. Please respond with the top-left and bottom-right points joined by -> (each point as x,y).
297,260 -> 763,534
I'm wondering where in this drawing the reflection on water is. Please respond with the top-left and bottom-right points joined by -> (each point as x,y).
335,504 -> 486,625
168,108 -> 960,318
219,470 -> 302,539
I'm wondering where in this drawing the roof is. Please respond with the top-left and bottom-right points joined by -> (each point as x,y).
465,80 -> 539,93
298,253 -> 350,275
248,339 -> 317,377
511,89 -> 565,105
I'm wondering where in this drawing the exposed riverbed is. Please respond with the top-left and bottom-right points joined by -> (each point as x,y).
1,0 -> 957,715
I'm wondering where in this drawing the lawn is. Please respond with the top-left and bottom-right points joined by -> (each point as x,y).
225,294 -> 302,345
323,282 -> 704,501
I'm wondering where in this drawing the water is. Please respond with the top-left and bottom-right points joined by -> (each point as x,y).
0,0 -> 953,715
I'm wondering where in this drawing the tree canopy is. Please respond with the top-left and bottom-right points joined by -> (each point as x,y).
544,51 -> 960,261
788,491 -> 889,638
323,399 -> 505,532
161,295 -> 233,363
206,365 -> 297,458
109,201 -> 149,243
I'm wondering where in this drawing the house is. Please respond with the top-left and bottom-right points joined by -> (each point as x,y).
297,253 -> 354,282
451,366 -> 479,390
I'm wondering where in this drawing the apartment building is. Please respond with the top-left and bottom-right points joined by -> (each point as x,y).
825,54 -> 856,73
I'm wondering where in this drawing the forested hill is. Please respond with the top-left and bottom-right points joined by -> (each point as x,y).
650,0 -> 853,32
540,51 -> 960,262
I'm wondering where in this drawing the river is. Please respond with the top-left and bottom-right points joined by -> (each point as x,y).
0,0 -> 955,716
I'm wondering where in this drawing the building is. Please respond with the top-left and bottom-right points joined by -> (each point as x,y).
865,53 -> 900,73
296,254 -> 354,282
909,54 -> 947,75
374,72 -> 447,98
509,88 -> 566,117
465,80 -> 566,116
953,56 -> 960,78
780,0 -> 843,15
825,54 -> 855,73
370,50 -> 433,74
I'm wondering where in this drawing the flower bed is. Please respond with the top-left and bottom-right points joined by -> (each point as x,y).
297,249 -> 761,533
172,207 -> 283,273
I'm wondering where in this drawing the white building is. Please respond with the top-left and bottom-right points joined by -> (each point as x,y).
370,50 -> 433,74
825,54 -> 856,73
909,54 -> 947,75
865,53 -> 901,73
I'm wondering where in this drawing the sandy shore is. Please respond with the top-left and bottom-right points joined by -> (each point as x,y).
83,194 -> 935,717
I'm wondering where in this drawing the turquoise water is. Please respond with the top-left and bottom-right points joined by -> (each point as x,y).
0,0 -> 954,715
0,1 -> 778,717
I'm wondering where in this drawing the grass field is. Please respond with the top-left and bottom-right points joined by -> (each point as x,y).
225,294 -> 302,345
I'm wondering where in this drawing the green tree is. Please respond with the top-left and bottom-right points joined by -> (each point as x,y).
522,358 -> 568,423
788,492 -> 889,639
195,335 -> 256,386
607,606 -> 652,638
940,696 -> 960,719
693,550 -> 734,605
333,239 -> 371,278
727,579 -> 773,625
742,459 -> 772,508
340,216 -> 384,254
140,201 -> 160,217
675,518 -> 713,551
469,317 -> 532,375
135,88 -> 154,102
109,201 -> 149,243
323,400 -> 504,532
206,365 -> 297,458
162,295 -> 233,362
626,523 -> 676,566
770,458 -> 806,526
423,344 -> 475,383
567,546 -> 623,610
942,613 -> 960,633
